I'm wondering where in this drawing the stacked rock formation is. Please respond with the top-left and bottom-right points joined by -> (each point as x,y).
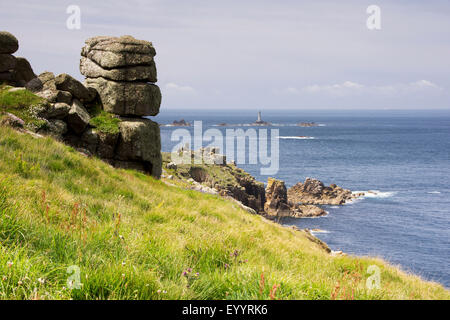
80,35 -> 162,177
0,31 -> 36,86
0,32 -> 162,178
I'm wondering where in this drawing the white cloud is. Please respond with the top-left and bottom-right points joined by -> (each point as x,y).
164,82 -> 196,94
282,80 -> 443,97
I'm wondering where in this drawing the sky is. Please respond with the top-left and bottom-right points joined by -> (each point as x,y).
1,0 -> 449,110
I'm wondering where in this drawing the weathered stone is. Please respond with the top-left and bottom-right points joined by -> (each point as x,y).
82,49 -> 153,69
97,131 -> 119,159
63,134 -> 81,148
114,160 -> 146,172
36,90 -> 58,102
25,71 -> 56,93
46,102 -> 71,119
12,57 -> 36,86
66,99 -> 90,134
116,118 -> 161,177
55,73 -> 92,102
0,32 -> 19,54
81,128 -> 99,154
1,112 -> 24,128
56,90 -> 72,104
85,77 -> 161,116
264,177 -> 327,217
48,119 -> 68,137
7,87 -> 26,93
264,178 -> 291,216
80,57 -> 157,82
0,54 -> 16,72
0,71 -> 13,82
82,35 -> 156,55
86,86 -> 98,102
288,178 -> 356,205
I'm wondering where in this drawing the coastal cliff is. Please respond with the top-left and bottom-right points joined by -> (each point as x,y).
1,31 -> 449,300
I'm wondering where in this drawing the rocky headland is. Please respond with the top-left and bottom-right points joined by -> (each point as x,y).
288,177 -> 363,205
1,31 -> 358,219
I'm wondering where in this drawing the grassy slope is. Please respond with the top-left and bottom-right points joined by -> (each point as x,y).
0,126 -> 448,300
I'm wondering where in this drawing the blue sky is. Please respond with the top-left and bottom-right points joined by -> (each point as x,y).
1,0 -> 449,109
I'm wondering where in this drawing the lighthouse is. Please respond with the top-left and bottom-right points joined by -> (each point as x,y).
257,111 -> 262,122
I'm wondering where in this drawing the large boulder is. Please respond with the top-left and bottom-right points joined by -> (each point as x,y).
0,54 -> 16,72
26,71 -> 56,92
47,119 -> 68,137
97,131 -> 119,159
81,35 -> 156,55
81,128 -> 99,154
115,118 -> 161,177
25,71 -> 58,102
0,71 -> 14,82
82,49 -> 153,69
0,31 -> 19,54
80,57 -> 157,82
66,99 -> 90,134
85,77 -> 161,116
45,102 -> 71,119
56,90 -> 72,104
55,73 -> 93,102
12,57 -> 36,86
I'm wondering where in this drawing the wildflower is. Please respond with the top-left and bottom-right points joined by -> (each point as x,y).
187,268 -> 192,273
230,250 -> 239,258
163,290 -> 167,294
157,289 -> 161,294
2,276 -> 6,281
224,264 -> 229,269
7,261 -> 13,268
121,261 -> 126,266
195,272 -> 199,277
37,278 -> 45,284
121,273 -> 126,278
18,280 -> 23,286
119,235 -> 124,240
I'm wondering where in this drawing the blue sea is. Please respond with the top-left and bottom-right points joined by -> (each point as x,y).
153,109 -> 450,288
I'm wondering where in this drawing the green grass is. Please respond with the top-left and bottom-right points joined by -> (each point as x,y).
87,103 -> 120,134
0,85 -> 48,131
0,125 -> 448,300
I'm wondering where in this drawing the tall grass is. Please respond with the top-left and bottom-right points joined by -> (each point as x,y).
0,125 -> 448,300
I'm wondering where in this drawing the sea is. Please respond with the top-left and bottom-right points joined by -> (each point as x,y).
153,109 -> 450,288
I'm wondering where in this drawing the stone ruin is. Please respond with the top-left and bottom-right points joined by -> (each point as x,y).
0,32 -> 162,178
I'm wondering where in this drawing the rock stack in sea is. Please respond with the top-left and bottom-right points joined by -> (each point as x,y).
264,178 -> 327,218
80,35 -> 162,177
287,178 -> 362,205
0,31 -> 36,86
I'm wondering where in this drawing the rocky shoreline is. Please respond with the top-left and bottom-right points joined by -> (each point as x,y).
161,148 -> 362,220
